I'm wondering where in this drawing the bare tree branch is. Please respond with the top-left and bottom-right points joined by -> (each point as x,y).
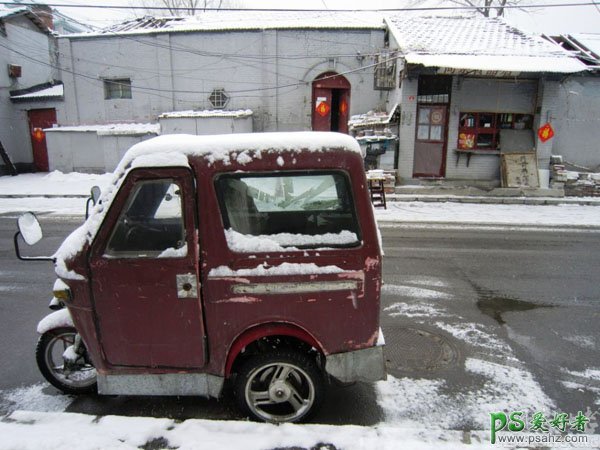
137,0 -> 239,17
447,0 -> 525,17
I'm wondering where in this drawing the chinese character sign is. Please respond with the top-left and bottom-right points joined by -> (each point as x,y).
538,123 -> 555,143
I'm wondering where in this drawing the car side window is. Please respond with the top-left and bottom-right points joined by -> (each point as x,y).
216,172 -> 361,251
105,179 -> 187,258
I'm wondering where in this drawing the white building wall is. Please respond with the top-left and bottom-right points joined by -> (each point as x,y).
396,76 -> 417,181
0,16 -> 54,167
160,116 -> 253,135
57,28 -> 385,132
46,131 -> 157,172
551,76 -> 600,170
534,79 -> 560,171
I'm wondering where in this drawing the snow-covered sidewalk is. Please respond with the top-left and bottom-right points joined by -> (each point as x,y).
1,172 -> 599,228
0,409 -> 493,450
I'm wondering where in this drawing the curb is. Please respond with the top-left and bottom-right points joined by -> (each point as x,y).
0,194 -> 88,199
376,221 -> 600,232
386,195 -> 600,206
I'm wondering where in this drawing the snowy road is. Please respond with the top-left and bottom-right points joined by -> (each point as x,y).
1,217 -> 599,448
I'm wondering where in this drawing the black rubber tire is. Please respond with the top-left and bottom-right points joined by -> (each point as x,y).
35,327 -> 97,395
234,350 -> 324,423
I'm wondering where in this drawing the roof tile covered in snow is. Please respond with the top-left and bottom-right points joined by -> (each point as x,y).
572,33 -> 600,61
74,10 -> 384,37
385,15 -> 587,73
10,84 -> 64,101
549,33 -> 600,67
0,4 -> 52,33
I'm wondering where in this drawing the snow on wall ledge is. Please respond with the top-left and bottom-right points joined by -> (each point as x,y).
405,54 -> 586,73
45,123 -> 160,136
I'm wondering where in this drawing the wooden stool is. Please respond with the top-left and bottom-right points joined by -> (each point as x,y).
368,178 -> 386,209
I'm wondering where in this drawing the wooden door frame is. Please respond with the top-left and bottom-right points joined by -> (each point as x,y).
412,103 -> 449,178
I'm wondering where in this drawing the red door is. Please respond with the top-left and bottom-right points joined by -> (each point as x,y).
312,72 -> 350,133
413,105 -> 448,178
27,108 -> 56,172
89,168 -> 206,369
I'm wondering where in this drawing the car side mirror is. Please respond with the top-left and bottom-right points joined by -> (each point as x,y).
86,185 -> 102,219
17,212 -> 42,245
14,212 -> 53,261
91,185 -> 101,204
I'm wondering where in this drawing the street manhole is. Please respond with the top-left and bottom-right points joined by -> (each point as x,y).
382,326 -> 459,376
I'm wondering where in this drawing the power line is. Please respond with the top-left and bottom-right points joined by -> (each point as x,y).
0,38 -> 382,96
1,1 -> 599,12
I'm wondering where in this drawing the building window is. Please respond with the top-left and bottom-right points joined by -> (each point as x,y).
417,75 -> 451,104
208,88 -> 229,109
104,78 -> 132,100
374,50 -> 397,90
458,112 -> 533,150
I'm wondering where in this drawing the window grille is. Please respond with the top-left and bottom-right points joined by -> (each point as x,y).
374,51 -> 397,90
208,88 -> 229,109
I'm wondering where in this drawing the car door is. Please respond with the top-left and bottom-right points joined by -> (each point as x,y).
89,168 -> 206,368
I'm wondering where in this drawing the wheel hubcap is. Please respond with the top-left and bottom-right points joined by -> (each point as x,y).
269,380 -> 292,403
245,361 -> 315,422
44,331 -> 96,388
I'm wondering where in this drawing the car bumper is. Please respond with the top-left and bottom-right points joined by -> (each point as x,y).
324,331 -> 386,383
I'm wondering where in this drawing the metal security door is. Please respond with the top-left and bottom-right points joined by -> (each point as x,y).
27,108 -> 56,172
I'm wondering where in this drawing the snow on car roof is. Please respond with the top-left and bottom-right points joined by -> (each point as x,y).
119,132 -> 362,171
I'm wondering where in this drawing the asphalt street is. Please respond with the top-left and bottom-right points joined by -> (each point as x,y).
0,214 -> 598,428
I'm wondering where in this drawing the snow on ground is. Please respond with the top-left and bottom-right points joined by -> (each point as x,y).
375,357 -> 554,431
1,173 -> 600,228
0,410 -> 494,450
1,174 -> 599,447
1,384 -> 73,414
375,201 -> 600,227
0,172 -> 112,197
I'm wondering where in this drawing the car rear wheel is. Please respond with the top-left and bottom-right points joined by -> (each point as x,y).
235,350 -> 323,423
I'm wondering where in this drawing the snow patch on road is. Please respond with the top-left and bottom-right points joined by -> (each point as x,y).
563,334 -> 596,350
2,384 -> 72,413
382,283 -> 452,300
0,285 -> 18,292
376,359 -> 553,429
384,302 -> 448,318
565,368 -> 600,382
434,321 -> 512,355
465,358 -> 554,414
